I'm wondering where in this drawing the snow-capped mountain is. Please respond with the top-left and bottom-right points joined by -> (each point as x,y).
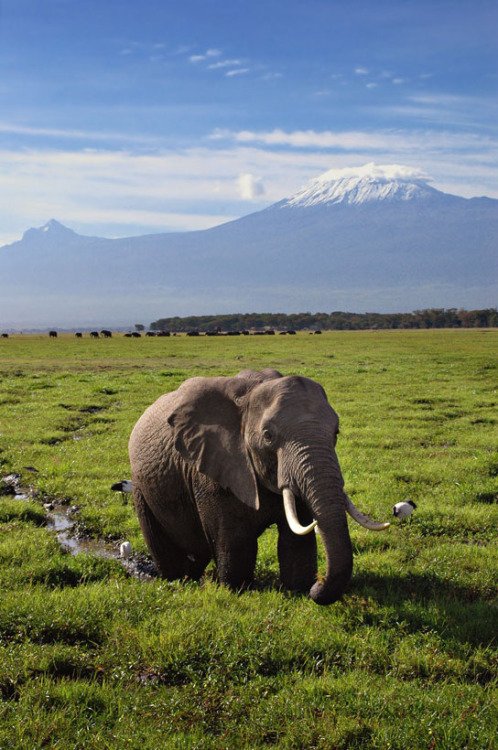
0,164 -> 496,328
282,164 -> 439,207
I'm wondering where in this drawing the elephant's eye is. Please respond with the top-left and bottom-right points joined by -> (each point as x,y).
262,428 -> 274,445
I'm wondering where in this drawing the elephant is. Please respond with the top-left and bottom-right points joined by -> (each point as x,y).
128,369 -> 389,605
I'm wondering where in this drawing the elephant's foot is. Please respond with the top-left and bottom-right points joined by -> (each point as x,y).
215,539 -> 258,591
184,553 -> 209,581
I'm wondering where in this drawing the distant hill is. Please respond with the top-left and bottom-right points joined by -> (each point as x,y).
1,163 -> 496,327
149,309 -> 498,333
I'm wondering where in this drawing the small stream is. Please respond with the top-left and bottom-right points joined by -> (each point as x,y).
1,473 -> 158,580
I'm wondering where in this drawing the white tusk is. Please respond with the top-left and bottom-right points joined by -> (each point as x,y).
345,494 -> 390,531
282,488 -> 317,536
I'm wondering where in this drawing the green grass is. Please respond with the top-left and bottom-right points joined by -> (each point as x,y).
0,330 -> 496,749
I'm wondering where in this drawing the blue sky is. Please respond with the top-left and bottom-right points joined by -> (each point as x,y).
1,0 -> 497,243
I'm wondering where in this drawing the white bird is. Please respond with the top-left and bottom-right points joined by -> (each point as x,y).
111,480 -> 133,493
393,499 -> 417,519
111,480 -> 133,505
120,541 -> 132,559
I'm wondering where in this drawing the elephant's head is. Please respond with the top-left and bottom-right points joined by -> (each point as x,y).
168,369 -> 388,604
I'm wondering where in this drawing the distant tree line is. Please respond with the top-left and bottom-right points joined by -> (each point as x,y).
150,308 -> 498,332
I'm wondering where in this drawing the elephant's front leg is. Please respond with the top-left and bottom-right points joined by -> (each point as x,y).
214,538 -> 258,591
196,481 -> 259,590
277,519 -> 317,593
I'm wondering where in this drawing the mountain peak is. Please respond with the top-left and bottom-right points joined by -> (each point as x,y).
282,163 -> 440,208
38,219 -> 76,235
20,219 -> 79,244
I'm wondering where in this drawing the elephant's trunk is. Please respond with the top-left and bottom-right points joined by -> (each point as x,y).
279,442 -> 353,605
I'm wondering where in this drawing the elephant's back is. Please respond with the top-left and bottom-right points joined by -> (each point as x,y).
128,390 -> 179,473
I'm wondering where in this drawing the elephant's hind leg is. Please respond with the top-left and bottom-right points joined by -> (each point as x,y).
134,489 -> 207,580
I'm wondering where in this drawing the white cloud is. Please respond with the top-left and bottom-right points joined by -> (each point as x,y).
355,67 -> 369,75
237,173 -> 266,200
225,68 -> 250,77
366,82 -> 378,89
211,127 -> 498,158
1,121 -> 496,243
315,163 -> 432,183
208,59 -> 243,70
190,48 -> 222,63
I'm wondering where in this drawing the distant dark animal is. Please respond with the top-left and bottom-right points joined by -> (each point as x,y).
157,331 -> 170,337
206,331 -> 218,336
265,330 -> 275,336
75,332 -> 83,338
226,331 -> 241,336
314,330 -> 322,335
287,330 -> 296,335
252,331 -> 265,336
279,331 -> 287,335
90,331 -> 99,338
187,331 -> 200,337
132,332 -> 141,338
101,330 -> 112,338
1,333 -> 8,338
124,333 -> 132,337
49,331 -> 58,338
146,332 -> 156,337
242,330 -> 250,336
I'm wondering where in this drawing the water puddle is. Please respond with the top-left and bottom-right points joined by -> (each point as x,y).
1,473 -> 158,580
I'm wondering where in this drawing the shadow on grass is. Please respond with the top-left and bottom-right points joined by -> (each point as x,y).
350,570 -> 497,647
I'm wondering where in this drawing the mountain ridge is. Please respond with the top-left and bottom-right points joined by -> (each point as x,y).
1,163 -> 496,327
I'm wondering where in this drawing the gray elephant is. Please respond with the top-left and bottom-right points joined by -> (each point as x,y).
129,369 -> 388,604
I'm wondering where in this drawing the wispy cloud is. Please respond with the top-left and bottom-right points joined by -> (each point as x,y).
0,121 -> 159,146
355,67 -> 369,75
225,68 -> 250,77
210,126 -> 498,158
208,58 -> 243,70
375,92 -> 498,128
1,120 -> 496,245
189,48 -> 222,63
184,46 -> 274,81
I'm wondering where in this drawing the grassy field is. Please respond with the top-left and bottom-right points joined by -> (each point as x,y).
0,330 -> 496,749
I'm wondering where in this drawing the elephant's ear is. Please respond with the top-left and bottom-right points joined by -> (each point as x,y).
167,378 -> 260,510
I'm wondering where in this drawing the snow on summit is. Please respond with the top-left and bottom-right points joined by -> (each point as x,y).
283,163 -> 437,208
